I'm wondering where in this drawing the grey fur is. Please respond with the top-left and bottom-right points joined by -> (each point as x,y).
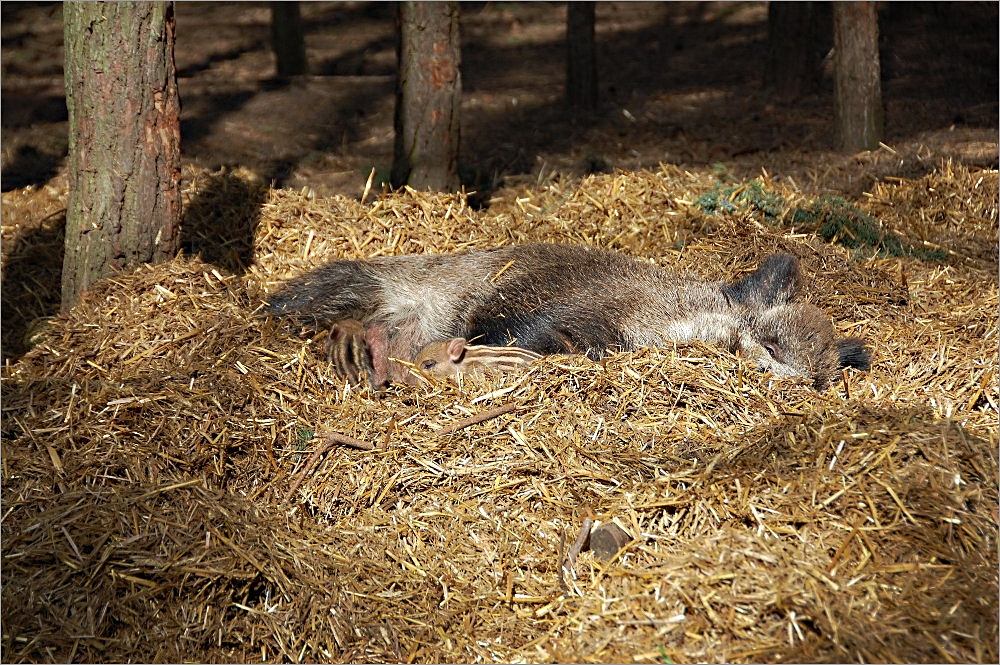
265,243 -> 869,389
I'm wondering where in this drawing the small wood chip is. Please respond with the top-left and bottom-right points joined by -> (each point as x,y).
589,522 -> 633,561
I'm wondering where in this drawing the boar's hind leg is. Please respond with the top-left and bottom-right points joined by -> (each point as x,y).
326,319 -> 375,386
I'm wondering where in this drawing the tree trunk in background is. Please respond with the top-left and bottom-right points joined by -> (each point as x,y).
271,2 -> 308,77
566,2 -> 597,112
832,2 -> 883,151
764,1 -> 820,101
62,1 -> 181,311
392,1 -> 461,192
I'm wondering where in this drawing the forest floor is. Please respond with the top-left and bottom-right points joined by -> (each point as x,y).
1,3 -> 998,664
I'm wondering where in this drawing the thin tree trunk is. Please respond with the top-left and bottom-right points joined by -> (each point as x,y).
764,1 -> 820,101
566,2 -> 597,112
832,2 -> 884,151
62,1 -> 181,311
271,2 -> 308,77
392,1 -> 461,192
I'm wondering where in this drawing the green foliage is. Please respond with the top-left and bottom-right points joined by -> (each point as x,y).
694,178 -> 785,222
294,426 -> 315,461
791,195 -> 947,260
297,427 -> 315,445
693,178 -> 946,261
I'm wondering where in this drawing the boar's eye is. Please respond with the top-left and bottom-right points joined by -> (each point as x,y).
420,359 -> 438,371
762,341 -> 782,362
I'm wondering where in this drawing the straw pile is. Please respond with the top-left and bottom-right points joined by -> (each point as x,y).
2,162 -> 997,663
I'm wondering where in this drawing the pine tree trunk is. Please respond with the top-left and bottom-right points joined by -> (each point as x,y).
271,2 -> 308,77
62,1 -> 181,311
566,2 -> 597,112
764,2 -> 820,101
391,1 -> 461,192
832,2 -> 884,151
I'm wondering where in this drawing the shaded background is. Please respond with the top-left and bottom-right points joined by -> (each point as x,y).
3,1 -> 997,196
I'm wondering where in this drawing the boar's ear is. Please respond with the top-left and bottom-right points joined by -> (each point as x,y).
837,337 -> 871,371
722,253 -> 801,307
446,338 -> 468,362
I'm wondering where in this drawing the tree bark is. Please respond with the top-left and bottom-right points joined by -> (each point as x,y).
391,1 -> 461,192
566,2 -> 597,112
832,2 -> 884,151
62,1 -> 181,311
271,2 -> 308,77
764,2 -> 821,101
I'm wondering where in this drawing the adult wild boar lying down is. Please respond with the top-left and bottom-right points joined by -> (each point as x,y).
265,243 -> 869,389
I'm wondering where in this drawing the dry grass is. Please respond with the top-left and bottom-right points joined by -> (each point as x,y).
2,161 -> 997,663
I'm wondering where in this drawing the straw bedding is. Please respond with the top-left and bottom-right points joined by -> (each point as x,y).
2,162 -> 997,663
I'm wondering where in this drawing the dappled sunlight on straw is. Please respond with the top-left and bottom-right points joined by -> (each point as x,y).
2,162 -> 997,662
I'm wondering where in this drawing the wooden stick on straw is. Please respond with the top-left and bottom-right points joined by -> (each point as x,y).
282,432 -> 374,504
434,402 -> 517,436
563,517 -> 594,576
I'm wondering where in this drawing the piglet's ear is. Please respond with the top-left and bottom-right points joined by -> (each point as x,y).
837,337 -> 871,371
446,338 -> 468,362
722,253 -> 802,307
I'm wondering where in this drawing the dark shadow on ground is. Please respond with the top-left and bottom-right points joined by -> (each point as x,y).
176,39 -> 269,80
180,170 -> 269,276
0,209 -> 65,363
313,37 -> 396,77
716,404 -> 998,664
180,89 -> 261,147
1,144 -> 63,192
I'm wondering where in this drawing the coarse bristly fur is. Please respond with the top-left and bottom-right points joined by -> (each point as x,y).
265,243 -> 870,389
